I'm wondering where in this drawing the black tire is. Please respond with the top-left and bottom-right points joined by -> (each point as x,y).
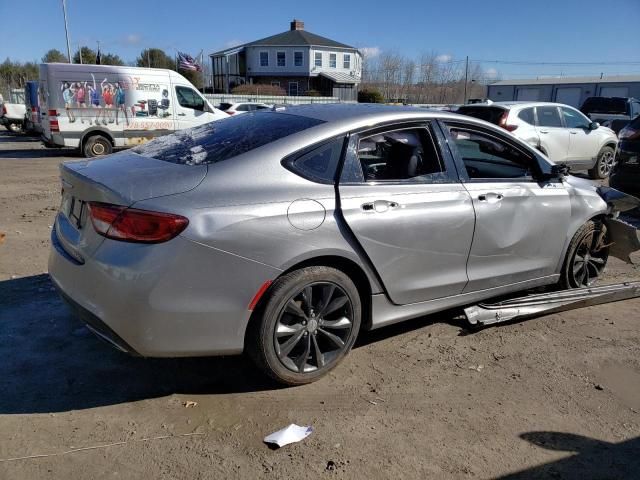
7,122 -> 22,133
588,146 -> 615,179
83,134 -> 113,157
247,266 -> 361,386
559,220 -> 609,289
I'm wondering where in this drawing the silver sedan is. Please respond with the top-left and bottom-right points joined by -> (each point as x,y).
49,104 -> 636,385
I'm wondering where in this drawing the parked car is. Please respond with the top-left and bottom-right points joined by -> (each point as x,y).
49,104 -> 638,385
39,63 -> 228,157
580,96 -> 640,134
218,102 -> 272,115
610,115 -> 640,197
457,102 -> 618,179
0,88 -> 27,133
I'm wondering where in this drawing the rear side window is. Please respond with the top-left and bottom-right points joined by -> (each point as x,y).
536,106 -> 563,127
517,108 -> 535,125
581,97 -> 627,115
287,138 -> 345,183
134,112 -> 324,165
218,102 -> 233,111
457,106 -> 507,125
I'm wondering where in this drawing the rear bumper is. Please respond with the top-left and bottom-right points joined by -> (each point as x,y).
49,226 -> 281,357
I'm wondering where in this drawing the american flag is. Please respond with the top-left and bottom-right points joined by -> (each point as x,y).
178,52 -> 202,72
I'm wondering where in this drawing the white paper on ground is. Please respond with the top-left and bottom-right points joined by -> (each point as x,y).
264,424 -> 313,448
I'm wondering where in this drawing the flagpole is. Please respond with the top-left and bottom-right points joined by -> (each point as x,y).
200,50 -> 205,93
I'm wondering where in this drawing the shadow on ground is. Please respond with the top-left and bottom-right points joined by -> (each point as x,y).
0,274 -> 456,414
497,432 -> 640,479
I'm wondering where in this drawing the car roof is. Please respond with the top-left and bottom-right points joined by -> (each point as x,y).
272,103 -> 464,124
460,101 -> 575,109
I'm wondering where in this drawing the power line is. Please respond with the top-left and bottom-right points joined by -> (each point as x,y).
470,59 -> 640,66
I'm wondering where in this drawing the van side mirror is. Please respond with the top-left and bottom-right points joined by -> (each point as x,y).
589,121 -> 599,130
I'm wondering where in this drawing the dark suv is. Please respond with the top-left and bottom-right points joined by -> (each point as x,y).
580,97 -> 640,133
610,115 -> 640,197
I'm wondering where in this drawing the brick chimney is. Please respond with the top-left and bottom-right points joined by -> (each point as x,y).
290,19 -> 304,31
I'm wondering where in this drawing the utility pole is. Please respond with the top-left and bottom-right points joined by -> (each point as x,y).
463,55 -> 469,105
61,0 -> 72,63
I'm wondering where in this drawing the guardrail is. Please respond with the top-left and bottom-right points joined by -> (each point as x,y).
204,94 -> 342,106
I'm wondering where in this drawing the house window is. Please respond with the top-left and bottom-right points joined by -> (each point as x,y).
329,53 -> 337,68
289,81 -> 299,96
343,54 -> 351,69
260,51 -> 268,67
315,52 -> 322,67
271,81 -> 280,87
277,51 -> 286,67
294,51 -> 303,67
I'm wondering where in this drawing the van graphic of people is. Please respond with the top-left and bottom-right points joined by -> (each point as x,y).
61,82 -> 76,123
101,80 -> 114,124
159,89 -> 171,117
114,82 -> 129,126
89,74 -> 102,125
75,82 -> 87,123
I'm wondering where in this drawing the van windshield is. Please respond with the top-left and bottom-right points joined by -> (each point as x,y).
133,112 -> 324,165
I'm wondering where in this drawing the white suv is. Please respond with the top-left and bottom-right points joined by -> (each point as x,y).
458,102 -> 618,178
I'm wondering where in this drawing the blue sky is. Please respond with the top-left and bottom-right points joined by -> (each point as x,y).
1,0 -> 639,80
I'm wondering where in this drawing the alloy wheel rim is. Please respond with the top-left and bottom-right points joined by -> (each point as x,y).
274,282 -> 353,374
570,228 -> 608,287
599,151 -> 615,176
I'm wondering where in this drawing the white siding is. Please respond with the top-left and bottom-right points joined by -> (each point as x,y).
246,46 -> 310,75
309,47 -> 361,80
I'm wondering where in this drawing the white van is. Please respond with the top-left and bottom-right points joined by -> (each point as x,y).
39,63 -> 228,157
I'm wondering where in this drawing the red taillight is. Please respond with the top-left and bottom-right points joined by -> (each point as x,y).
88,202 -> 189,243
497,111 -> 518,132
49,109 -> 59,132
2,105 -> 6,115
227,111 -> 235,115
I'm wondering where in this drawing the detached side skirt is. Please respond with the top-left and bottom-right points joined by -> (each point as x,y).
465,282 -> 640,327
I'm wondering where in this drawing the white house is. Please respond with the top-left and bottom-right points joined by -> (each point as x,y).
210,20 -> 362,101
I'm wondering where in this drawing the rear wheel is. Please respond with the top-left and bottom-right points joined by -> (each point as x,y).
559,220 -> 609,289
7,121 -> 22,133
588,146 -> 615,179
83,134 -> 113,157
247,266 -> 361,385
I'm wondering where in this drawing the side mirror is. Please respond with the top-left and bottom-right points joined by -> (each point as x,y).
551,163 -> 570,176
589,121 -> 599,130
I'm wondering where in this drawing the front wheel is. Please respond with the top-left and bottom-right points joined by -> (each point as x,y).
588,146 -> 615,179
559,220 -> 609,289
247,266 -> 361,385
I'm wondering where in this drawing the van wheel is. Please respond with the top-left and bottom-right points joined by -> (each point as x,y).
247,266 -> 361,385
83,135 -> 113,157
8,122 -> 22,133
588,146 -> 615,179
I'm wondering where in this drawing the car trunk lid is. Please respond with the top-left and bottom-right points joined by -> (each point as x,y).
55,151 -> 206,261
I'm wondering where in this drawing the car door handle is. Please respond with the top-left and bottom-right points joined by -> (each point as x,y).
177,113 -> 186,116
539,130 -> 549,134
478,193 -> 503,202
570,131 -> 578,134
361,200 -> 399,212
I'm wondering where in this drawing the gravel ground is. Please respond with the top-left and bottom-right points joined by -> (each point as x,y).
1,129 -> 639,479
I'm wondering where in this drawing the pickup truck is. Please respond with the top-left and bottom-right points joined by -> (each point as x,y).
0,89 -> 27,133
580,96 -> 640,134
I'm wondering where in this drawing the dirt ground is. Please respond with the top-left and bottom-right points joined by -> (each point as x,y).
1,129 -> 639,479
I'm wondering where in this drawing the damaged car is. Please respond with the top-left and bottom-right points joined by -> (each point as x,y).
48,104 -> 640,385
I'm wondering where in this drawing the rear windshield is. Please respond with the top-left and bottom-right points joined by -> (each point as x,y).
457,106 -> 507,125
133,112 -> 324,165
580,97 -> 627,115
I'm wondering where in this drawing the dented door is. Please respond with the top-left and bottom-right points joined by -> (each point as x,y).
462,181 -> 571,292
